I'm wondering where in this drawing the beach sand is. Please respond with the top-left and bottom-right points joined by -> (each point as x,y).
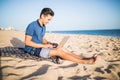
0,30 -> 120,80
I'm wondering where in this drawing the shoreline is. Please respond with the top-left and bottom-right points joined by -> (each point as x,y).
50,33 -> 120,39
47,29 -> 120,38
46,32 -> 120,39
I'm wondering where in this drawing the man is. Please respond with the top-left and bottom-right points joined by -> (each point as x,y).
25,8 -> 96,64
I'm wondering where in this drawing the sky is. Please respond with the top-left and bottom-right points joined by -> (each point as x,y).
0,0 -> 120,31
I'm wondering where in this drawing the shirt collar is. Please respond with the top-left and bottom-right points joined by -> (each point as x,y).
37,19 -> 45,27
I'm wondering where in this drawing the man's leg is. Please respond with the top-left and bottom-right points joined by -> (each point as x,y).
61,48 -> 83,59
49,47 -> 96,64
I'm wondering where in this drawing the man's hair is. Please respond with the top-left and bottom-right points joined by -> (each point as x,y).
40,8 -> 54,18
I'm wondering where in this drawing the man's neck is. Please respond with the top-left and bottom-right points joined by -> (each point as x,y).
38,19 -> 44,26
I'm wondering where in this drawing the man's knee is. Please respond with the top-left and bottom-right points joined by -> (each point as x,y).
49,48 -> 65,57
56,48 -> 66,57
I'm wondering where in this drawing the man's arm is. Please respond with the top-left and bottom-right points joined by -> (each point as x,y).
25,35 -> 53,48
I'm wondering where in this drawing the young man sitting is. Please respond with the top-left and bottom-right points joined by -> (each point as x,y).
24,8 -> 97,64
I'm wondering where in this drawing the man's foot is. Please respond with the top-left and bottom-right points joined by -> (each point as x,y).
83,55 -> 97,64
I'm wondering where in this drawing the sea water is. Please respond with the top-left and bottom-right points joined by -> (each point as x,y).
48,29 -> 120,38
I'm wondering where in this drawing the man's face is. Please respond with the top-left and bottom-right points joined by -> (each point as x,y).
41,14 -> 53,25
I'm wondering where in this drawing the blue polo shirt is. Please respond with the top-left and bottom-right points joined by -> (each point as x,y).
25,20 -> 46,53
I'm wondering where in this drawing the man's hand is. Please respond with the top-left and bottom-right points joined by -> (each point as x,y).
44,44 -> 53,48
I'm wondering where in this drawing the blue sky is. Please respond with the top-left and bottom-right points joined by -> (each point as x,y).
0,0 -> 120,31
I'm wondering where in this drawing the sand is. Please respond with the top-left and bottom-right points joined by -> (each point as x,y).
0,30 -> 120,80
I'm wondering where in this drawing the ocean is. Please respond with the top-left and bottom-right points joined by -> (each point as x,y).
47,29 -> 120,38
